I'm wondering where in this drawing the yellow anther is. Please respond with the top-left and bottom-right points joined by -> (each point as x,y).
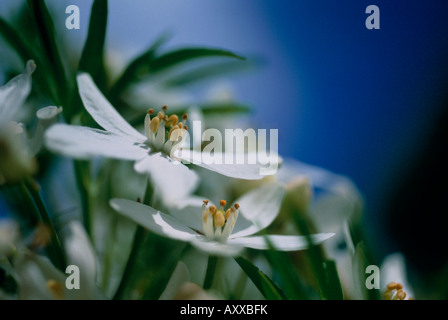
225,208 -> 232,220
157,111 -> 164,120
219,200 -> 226,207
382,291 -> 393,300
163,115 -> 169,123
178,122 -> 183,129
149,117 -> 160,133
387,282 -> 398,291
214,210 -> 225,228
147,108 -> 155,115
168,114 -> 179,126
46,280 -> 64,300
396,283 -> 403,290
184,125 -> 189,131
209,205 -> 217,214
396,289 -> 406,300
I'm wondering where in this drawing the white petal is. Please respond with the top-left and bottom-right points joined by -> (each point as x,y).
175,149 -> 278,180
44,124 -> 148,160
62,221 -> 97,299
231,183 -> 285,238
277,158 -> 361,203
77,73 -> 146,142
133,153 -> 199,205
29,106 -> 63,156
380,252 -> 414,297
168,196 -> 206,232
228,233 -> 334,251
109,198 -> 198,242
159,261 -> 190,300
189,238 -> 244,257
0,60 -> 35,124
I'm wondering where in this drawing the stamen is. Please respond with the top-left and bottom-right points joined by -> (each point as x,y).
162,105 -> 168,112
157,111 -> 164,120
168,115 -> 179,126
203,200 -> 209,206
225,208 -> 232,220
214,210 -> 225,228
182,113 -> 188,121
149,117 -> 160,133
219,200 -> 226,207
47,280 -> 64,300
169,126 -> 181,141
147,108 -> 155,115
234,203 -> 240,209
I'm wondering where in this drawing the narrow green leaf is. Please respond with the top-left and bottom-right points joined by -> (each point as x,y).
164,60 -> 257,87
149,47 -> 245,74
0,17 -> 59,103
108,32 -> 171,102
26,0 -> 68,104
234,256 -> 288,300
322,260 -> 344,300
79,0 -> 108,90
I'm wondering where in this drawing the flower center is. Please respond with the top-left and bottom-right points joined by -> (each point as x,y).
382,282 -> 413,300
144,105 -> 189,156
201,199 -> 240,242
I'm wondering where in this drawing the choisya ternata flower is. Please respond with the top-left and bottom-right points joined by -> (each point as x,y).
0,60 -> 62,185
110,183 -> 334,256
45,74 -> 274,204
382,282 -> 414,300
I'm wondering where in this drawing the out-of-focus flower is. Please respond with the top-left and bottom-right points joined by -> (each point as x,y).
110,183 -> 334,257
0,60 -> 62,185
380,252 -> 414,300
1,220 -> 104,300
45,74 -> 276,204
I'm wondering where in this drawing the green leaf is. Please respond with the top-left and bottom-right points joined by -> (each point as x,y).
322,260 -> 344,300
0,17 -> 59,103
108,32 -> 172,102
26,0 -> 68,104
79,0 -> 108,90
234,256 -> 288,300
149,47 -> 245,74
164,60 -> 258,88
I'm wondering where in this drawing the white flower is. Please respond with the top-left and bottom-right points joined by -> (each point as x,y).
0,60 -> 35,127
0,61 -> 62,184
45,73 -> 274,204
3,220 -> 103,300
110,183 -> 334,257
380,252 -> 414,300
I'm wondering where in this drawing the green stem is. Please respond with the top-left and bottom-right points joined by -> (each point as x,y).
113,178 -> 154,299
203,255 -> 218,290
113,225 -> 146,299
74,160 -> 92,238
24,178 -> 67,271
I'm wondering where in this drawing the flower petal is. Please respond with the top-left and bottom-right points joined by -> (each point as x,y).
62,221 -> 97,299
0,60 -> 35,124
175,149 -> 280,180
77,73 -> 146,142
189,238 -> 244,257
109,198 -> 198,242
134,153 -> 199,205
228,233 -> 334,251
44,124 -> 147,161
230,183 -> 285,238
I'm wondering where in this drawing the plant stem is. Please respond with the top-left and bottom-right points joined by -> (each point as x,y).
24,178 -> 67,271
113,177 -> 153,299
203,255 -> 218,290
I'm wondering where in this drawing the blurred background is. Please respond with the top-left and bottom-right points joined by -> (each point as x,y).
1,0 -> 448,297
